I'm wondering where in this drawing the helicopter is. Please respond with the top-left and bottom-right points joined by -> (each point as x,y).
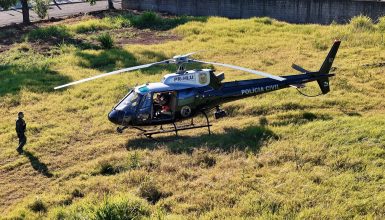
55,40 -> 340,138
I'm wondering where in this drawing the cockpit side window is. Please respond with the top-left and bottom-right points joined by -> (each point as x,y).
136,92 -> 153,122
115,91 -> 142,111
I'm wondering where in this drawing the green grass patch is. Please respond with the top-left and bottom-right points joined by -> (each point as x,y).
94,194 -> 151,220
46,194 -> 151,219
25,25 -> 72,41
128,11 -> 206,30
68,16 -> 129,34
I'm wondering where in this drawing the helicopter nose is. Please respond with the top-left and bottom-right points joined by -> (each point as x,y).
108,110 -> 122,124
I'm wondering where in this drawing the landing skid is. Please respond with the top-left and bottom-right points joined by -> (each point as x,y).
117,111 -> 212,139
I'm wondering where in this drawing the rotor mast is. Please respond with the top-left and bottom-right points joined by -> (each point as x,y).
173,55 -> 189,74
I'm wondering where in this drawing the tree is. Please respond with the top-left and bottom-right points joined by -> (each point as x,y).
33,0 -> 49,19
20,0 -> 30,24
107,0 -> 114,10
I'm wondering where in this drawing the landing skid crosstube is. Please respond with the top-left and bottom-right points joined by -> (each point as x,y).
117,111 -> 212,139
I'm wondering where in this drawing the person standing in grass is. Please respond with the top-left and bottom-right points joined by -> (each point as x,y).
16,112 -> 27,153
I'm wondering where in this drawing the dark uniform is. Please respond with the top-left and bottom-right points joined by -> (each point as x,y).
16,114 -> 26,152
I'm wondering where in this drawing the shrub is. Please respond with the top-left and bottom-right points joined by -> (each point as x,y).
139,181 -> 170,204
33,0 -> 50,19
97,33 -> 114,49
160,15 -> 204,30
377,16 -> 385,32
350,15 -> 374,31
97,160 -> 120,175
26,25 -> 71,41
128,152 -> 141,169
302,112 -> 318,121
28,197 -> 47,213
131,11 -> 162,29
259,116 -> 269,126
71,188 -> 84,198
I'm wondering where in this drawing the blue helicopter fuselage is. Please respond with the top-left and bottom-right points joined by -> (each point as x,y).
107,71 -> 333,127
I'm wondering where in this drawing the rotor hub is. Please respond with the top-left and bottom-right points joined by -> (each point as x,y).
172,55 -> 190,65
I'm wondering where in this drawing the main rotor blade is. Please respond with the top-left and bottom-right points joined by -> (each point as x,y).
192,60 -> 286,81
181,51 -> 203,57
54,60 -> 170,90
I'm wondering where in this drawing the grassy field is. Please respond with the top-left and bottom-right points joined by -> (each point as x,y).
0,11 -> 385,219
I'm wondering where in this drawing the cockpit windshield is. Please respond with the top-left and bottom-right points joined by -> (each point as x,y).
115,90 -> 143,111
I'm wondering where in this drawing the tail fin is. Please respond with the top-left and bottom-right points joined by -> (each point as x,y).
316,40 -> 341,94
319,40 -> 341,74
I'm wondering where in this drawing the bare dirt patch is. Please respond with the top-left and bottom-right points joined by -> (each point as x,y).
0,11 -> 182,54
108,28 -> 181,45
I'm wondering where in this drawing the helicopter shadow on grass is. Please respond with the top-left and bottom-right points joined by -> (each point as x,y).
0,63 -> 71,99
75,49 -> 209,76
126,125 -> 278,154
22,150 -> 53,178
338,108 -> 362,117
270,112 -> 334,127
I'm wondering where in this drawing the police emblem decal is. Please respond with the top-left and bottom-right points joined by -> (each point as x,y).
198,72 -> 208,84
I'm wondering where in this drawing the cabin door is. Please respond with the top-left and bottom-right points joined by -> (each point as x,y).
136,92 -> 152,124
152,91 -> 177,122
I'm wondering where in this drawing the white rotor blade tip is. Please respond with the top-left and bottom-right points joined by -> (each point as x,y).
54,60 -> 169,89
182,51 -> 204,57
193,60 -> 286,81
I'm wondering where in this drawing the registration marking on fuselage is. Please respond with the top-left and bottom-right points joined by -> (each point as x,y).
173,74 -> 195,82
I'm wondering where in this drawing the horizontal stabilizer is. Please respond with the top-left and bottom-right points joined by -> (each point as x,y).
291,63 -> 310,73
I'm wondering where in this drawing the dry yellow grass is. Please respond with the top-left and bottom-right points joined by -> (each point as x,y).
0,12 -> 384,219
